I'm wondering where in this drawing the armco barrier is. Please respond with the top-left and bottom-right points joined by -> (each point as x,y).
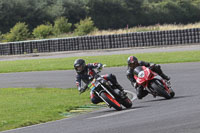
0,28 -> 200,55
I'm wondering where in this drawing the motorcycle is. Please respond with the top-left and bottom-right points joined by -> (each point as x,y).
134,66 -> 175,99
82,69 -> 132,111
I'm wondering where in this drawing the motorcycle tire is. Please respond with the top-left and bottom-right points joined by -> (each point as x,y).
121,97 -> 132,109
169,89 -> 175,98
151,80 -> 171,99
100,92 -> 122,111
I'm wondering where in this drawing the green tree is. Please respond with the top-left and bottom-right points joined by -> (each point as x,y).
33,24 -> 53,39
62,0 -> 88,27
1,0 -> 200,36
0,0 -> 58,33
88,0 -> 129,29
74,17 -> 97,36
177,0 -> 200,23
53,17 -> 72,35
123,0 -> 144,25
0,32 -> 3,42
3,22 -> 30,42
46,0 -> 65,20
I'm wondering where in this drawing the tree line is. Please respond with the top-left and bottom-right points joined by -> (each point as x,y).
0,0 -> 200,42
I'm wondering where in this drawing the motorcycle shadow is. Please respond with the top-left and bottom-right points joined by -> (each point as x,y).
142,95 -> 195,103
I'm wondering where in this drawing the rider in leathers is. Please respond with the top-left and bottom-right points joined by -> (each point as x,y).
126,56 -> 170,99
74,59 -> 126,104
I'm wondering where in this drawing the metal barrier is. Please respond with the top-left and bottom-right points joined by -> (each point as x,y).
0,28 -> 200,55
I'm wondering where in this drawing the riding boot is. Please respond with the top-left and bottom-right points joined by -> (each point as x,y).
115,83 -> 127,98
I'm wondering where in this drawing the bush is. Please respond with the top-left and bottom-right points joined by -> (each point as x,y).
3,22 -> 30,42
74,17 -> 97,36
33,24 -> 53,39
0,32 -> 3,42
53,17 -> 72,35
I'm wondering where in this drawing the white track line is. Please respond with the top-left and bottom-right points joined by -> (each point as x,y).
87,108 -> 138,119
87,90 -> 138,120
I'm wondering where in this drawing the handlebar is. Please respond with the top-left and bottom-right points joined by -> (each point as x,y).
80,64 -> 106,94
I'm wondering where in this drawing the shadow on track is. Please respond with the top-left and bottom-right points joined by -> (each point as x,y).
102,105 -> 149,113
141,94 -> 196,103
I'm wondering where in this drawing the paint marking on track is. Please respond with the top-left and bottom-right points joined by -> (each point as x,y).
87,91 -> 138,120
87,108 -> 138,119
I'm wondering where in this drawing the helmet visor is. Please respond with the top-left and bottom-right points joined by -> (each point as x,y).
129,62 -> 138,69
76,65 -> 83,72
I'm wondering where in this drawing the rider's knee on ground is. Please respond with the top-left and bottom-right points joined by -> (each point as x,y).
90,94 -> 102,104
137,90 -> 148,99
91,97 -> 101,104
137,95 -> 142,99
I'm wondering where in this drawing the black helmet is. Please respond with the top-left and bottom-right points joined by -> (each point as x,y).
127,56 -> 139,69
74,59 -> 86,73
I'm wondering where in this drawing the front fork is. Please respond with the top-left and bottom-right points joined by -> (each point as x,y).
94,84 -> 116,107
160,79 -> 173,94
94,90 -> 110,106
153,75 -> 172,92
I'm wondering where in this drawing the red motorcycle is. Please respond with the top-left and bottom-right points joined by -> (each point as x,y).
134,66 -> 175,99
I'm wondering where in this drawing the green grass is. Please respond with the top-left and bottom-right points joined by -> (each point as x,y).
0,50 -> 200,73
0,88 -> 91,131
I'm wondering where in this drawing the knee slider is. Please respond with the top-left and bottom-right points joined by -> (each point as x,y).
91,98 -> 99,104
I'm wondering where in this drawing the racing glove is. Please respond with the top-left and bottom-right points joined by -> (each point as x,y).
97,63 -> 103,71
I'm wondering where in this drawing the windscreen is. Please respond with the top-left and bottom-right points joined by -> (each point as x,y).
134,66 -> 143,76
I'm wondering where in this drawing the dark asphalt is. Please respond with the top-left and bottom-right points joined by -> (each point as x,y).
1,62 -> 200,133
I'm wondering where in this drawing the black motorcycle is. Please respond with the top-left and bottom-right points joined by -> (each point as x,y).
82,70 -> 132,111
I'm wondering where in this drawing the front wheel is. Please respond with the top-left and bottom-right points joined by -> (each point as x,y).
151,80 -> 171,99
121,97 -> 132,108
169,88 -> 175,98
100,92 -> 122,111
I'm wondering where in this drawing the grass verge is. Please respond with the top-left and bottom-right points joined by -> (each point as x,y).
0,50 -> 200,73
0,88 -> 91,131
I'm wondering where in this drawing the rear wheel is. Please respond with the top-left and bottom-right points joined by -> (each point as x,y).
100,92 -> 122,111
151,80 -> 171,99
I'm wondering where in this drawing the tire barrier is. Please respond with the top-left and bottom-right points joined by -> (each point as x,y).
0,28 -> 200,55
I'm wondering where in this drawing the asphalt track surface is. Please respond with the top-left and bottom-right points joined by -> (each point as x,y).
0,45 -> 200,133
